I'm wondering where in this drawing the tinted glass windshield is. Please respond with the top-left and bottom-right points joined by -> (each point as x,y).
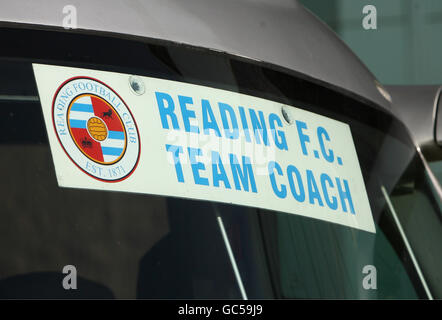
0,27 -> 441,299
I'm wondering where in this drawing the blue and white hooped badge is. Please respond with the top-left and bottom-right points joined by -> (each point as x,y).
52,77 -> 140,182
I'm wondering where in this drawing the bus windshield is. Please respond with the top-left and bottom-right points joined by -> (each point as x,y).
0,27 -> 441,299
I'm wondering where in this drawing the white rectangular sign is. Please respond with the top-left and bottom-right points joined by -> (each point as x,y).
33,64 -> 376,233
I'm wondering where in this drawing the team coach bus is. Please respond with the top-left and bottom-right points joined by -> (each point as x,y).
0,0 -> 440,299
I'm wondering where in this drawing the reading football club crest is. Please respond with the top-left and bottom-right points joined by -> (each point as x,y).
52,77 -> 140,182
